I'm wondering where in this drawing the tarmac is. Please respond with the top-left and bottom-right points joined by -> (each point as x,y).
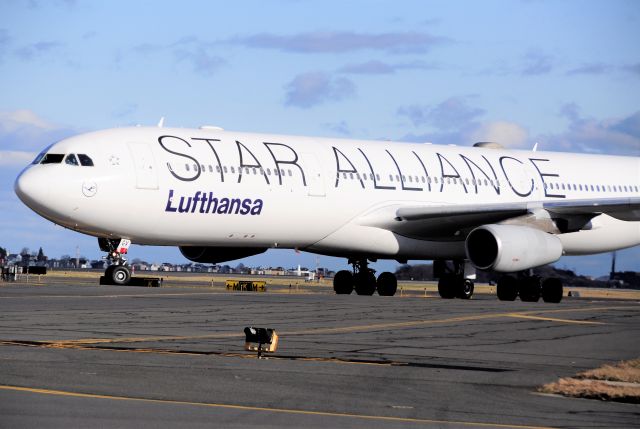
0,279 -> 639,428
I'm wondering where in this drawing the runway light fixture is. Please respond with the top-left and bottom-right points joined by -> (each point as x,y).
244,327 -> 278,358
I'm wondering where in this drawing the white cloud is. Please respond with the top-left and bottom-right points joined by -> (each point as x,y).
470,121 -> 529,148
0,109 -> 75,151
398,97 -> 485,129
544,106 -> 640,155
284,72 -> 356,108
232,31 -> 449,54
0,151 -> 36,166
0,109 -> 55,131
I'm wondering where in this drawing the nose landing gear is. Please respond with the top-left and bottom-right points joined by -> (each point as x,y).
99,238 -> 131,285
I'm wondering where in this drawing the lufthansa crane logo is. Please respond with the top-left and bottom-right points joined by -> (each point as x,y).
82,181 -> 98,197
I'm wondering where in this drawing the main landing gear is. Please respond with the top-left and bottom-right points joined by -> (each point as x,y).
496,273 -> 563,303
433,260 -> 475,300
333,258 -> 398,296
99,238 -> 132,285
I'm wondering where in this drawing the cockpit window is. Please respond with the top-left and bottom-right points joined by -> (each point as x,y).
40,153 -> 65,164
32,144 -> 54,164
77,154 -> 94,166
65,154 -> 79,166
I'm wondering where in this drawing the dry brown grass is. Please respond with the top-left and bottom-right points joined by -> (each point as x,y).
577,359 -> 640,383
539,359 -> 640,403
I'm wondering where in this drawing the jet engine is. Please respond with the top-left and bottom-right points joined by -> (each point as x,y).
465,224 -> 563,272
179,246 -> 267,264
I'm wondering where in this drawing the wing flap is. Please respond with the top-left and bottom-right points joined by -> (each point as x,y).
544,197 -> 640,222
358,197 -> 639,241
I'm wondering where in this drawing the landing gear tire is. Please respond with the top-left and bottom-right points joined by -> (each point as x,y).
104,265 -> 116,283
377,272 -> 397,296
355,270 -> 376,296
438,274 -> 457,299
497,275 -> 518,301
542,277 -> 563,303
333,270 -> 353,295
457,279 -> 474,300
519,276 -> 541,302
111,265 -> 131,285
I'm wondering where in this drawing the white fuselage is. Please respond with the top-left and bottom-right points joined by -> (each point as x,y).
14,127 -> 640,261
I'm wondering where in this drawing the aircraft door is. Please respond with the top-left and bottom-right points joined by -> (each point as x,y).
301,153 -> 325,197
128,142 -> 159,190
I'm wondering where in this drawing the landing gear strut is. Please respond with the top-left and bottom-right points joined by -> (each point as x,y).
333,258 -> 398,296
496,272 -> 563,303
99,238 -> 131,285
434,260 -> 475,299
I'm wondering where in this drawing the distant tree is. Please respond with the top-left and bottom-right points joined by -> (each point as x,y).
37,247 -> 46,262
0,247 -> 7,258
235,263 -> 246,273
395,264 -> 433,281
21,247 -> 30,256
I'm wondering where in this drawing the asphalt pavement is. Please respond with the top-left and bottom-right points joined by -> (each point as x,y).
0,282 -> 638,428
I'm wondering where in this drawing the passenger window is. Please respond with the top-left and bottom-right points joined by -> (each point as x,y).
41,153 -> 64,164
77,154 -> 94,166
65,154 -> 79,166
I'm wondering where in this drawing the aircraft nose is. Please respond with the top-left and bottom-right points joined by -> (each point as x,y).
14,167 -> 53,214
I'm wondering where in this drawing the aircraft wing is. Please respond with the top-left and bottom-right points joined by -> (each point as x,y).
359,197 -> 640,240
543,197 -> 640,222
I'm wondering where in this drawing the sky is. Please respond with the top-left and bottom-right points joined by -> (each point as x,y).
0,0 -> 639,276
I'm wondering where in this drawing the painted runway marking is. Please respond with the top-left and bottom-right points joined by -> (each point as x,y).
0,384 -> 555,429
5,305 -> 630,347
503,314 -> 605,325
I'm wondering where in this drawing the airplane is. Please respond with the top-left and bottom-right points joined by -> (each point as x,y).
14,124 -> 640,303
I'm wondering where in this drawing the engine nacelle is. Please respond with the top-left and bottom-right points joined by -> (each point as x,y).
179,246 -> 267,264
465,224 -> 563,272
